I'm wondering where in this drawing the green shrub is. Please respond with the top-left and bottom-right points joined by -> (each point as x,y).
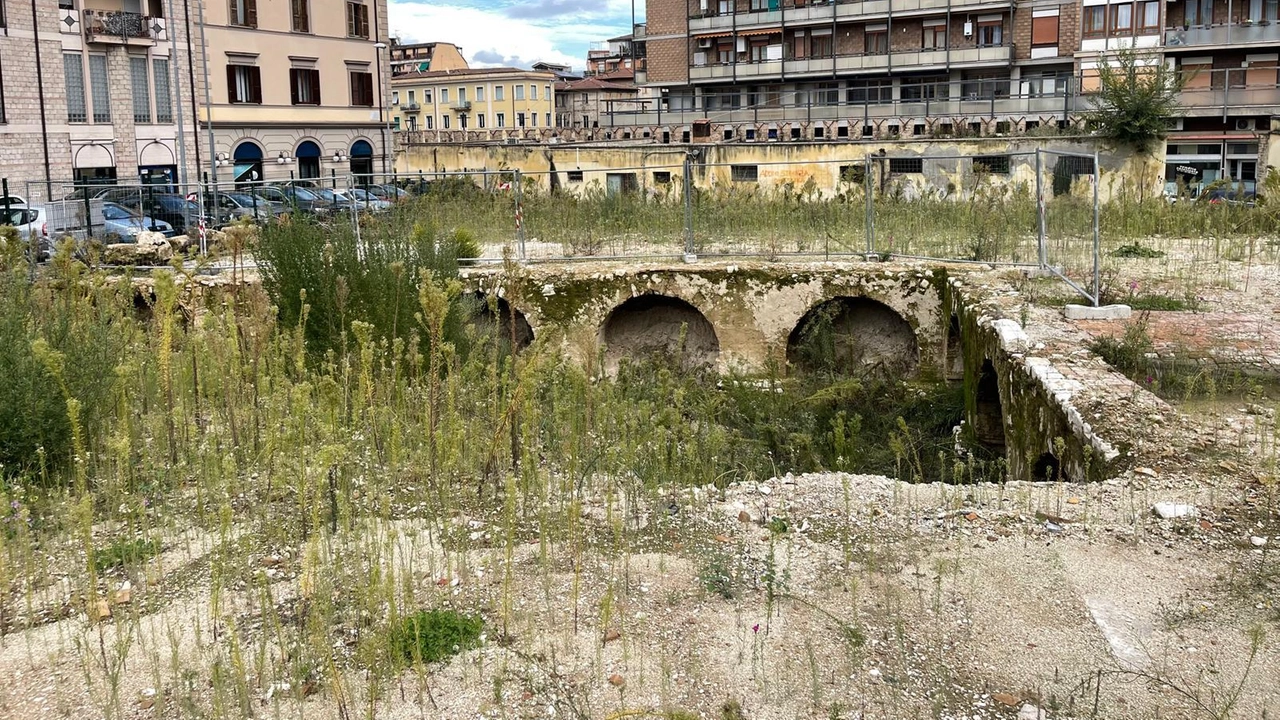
390,608 -> 484,665
1111,243 -> 1166,259
95,537 -> 161,573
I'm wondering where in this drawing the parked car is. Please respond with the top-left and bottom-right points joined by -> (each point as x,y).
199,191 -> 286,222
310,187 -> 357,213
135,194 -> 229,233
100,202 -> 176,239
335,187 -> 391,213
0,205 -> 52,258
253,185 -> 332,216
365,184 -> 409,203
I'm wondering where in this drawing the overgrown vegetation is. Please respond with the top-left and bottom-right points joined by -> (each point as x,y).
390,609 -> 484,666
1086,48 -> 1188,152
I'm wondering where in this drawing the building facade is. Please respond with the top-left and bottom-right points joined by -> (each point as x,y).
200,0 -> 392,184
389,40 -> 468,76
0,0 -> 200,199
391,67 -> 556,135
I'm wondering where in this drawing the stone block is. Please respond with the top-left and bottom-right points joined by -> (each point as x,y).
1064,304 -> 1131,321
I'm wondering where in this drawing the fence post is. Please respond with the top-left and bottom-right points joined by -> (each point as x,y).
1092,149 -> 1101,308
683,152 -> 695,262
513,169 -> 526,261
864,154 -> 874,257
1036,150 -> 1047,269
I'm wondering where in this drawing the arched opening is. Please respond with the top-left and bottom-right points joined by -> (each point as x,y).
1033,452 -> 1061,482
233,141 -> 263,187
786,296 -> 919,376
600,295 -> 719,374
296,140 -> 322,180
946,314 -> 963,380
974,359 -> 1006,450
470,293 -> 534,351
350,139 -> 374,183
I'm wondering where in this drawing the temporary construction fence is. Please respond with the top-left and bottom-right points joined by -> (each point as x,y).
5,154 -> 1106,305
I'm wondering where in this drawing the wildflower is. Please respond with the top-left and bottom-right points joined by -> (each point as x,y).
752,624 -> 760,634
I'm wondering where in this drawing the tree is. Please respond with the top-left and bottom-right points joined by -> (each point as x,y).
1085,49 -> 1188,153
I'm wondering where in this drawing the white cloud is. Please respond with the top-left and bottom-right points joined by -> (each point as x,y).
388,1 -> 638,72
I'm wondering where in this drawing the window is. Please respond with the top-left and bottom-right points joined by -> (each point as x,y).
546,112 -> 551,126
653,171 -> 672,184
229,0 -> 257,28
477,113 -> 485,128
811,32 -> 833,58
227,64 -> 262,104
495,85 -> 504,100
889,158 -> 923,174
962,73 -> 1008,99
476,86 -> 485,102
1185,0 -> 1212,25
407,116 -> 416,130
130,56 -> 151,123
529,84 -> 537,100
1110,3 -> 1133,35
421,89 -> 430,103
291,68 -> 321,105
442,115 -> 449,128
64,54 -> 87,122
973,155 -> 1010,174
440,88 -> 448,103
848,79 -> 892,104
457,87 -> 466,103
153,58 -> 172,123
901,76 -> 948,100
496,112 -> 505,127
816,82 -> 839,105
545,85 -> 551,100
292,0 -> 309,32
346,1 -> 369,38
1139,1 -> 1159,32
516,112 -> 525,126
88,54 -> 110,122
392,90 -> 399,104
349,71 -> 374,106
514,85 -> 524,100
865,28 -> 888,55
839,165 -> 866,184
424,115 -> 432,129
1031,14 -> 1059,46
1083,6 -> 1105,37
923,23 -> 946,49
459,114 -> 467,129
977,20 -> 1003,47
567,170 -> 583,182
530,112 -> 536,127
392,116 -> 400,130
731,165 -> 758,182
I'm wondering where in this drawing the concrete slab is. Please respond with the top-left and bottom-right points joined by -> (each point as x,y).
1064,304 -> 1132,320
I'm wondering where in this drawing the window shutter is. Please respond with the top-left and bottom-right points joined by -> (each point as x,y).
311,70 -> 321,105
289,69 -> 299,104
246,0 -> 257,27
228,0 -> 236,23
250,67 -> 262,103
1031,15 -> 1059,45
361,5 -> 369,36
226,64 -> 238,102
346,3 -> 355,36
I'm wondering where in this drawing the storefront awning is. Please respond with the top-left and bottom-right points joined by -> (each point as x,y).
738,28 -> 781,37
693,31 -> 732,39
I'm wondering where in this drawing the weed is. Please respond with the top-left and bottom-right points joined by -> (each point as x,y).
721,697 -> 746,720
389,609 -> 484,666
1111,242 -> 1167,259
94,537 -> 161,573
699,552 -> 739,601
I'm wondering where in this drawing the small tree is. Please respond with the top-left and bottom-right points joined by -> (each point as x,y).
1086,49 -> 1188,153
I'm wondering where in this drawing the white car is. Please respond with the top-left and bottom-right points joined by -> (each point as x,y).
0,205 -> 53,258
336,187 -> 391,212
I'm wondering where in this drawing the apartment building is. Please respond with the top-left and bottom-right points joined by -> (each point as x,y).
556,75 -> 643,129
0,0 -> 199,197
390,67 -> 556,133
586,33 -> 643,76
389,40 -> 468,77
201,0 -> 391,184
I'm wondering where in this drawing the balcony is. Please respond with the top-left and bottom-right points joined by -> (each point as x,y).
402,102 -> 421,112
689,0 -> 1010,33
82,10 -> 157,45
691,44 -> 1010,83
452,101 -> 472,112
1165,22 -> 1280,50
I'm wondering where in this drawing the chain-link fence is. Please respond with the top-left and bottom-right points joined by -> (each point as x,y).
3,156 -> 1105,304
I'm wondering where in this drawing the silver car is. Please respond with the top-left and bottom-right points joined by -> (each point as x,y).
100,202 -> 176,239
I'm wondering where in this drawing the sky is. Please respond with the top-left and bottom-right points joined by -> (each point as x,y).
387,0 -> 643,73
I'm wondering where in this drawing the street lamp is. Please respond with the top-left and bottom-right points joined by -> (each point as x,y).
374,41 -> 390,181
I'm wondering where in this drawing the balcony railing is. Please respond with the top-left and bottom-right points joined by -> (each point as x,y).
691,44 -> 1011,81
690,0 -> 1009,32
83,10 -> 155,44
453,101 -> 472,112
403,102 -> 421,112
1165,22 -> 1280,48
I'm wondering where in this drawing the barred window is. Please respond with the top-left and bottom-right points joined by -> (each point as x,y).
973,155 -> 1010,174
731,164 -> 758,182
131,56 -> 151,123
153,58 -> 172,123
88,54 -> 110,123
888,158 -> 923,174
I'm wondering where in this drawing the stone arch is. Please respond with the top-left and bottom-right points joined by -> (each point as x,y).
974,358 -> 1006,450
600,294 -> 719,374
470,292 -> 534,351
786,296 -> 919,376
1033,451 -> 1061,481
